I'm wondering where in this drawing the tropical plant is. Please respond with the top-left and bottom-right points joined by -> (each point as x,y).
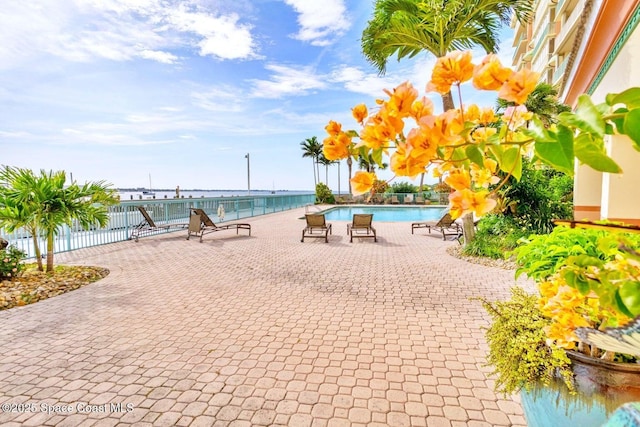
315,182 -> 335,204
0,245 -> 26,280
479,287 -> 575,395
511,225 -> 640,361
317,154 -> 335,185
387,181 -> 417,194
357,153 -> 388,173
0,167 -> 118,272
497,82 -> 571,126
461,214 -> 528,259
361,0 -> 533,239
300,136 -> 323,187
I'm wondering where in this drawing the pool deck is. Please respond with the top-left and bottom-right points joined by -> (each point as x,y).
0,206 -> 531,427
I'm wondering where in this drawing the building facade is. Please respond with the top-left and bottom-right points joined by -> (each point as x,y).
511,0 -> 640,225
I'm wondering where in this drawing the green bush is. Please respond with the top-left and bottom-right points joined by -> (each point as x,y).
512,224 -> 640,281
479,287 -> 574,395
0,246 -> 26,280
386,181 -> 417,193
315,183 -> 335,204
462,215 -> 529,259
499,159 -> 573,234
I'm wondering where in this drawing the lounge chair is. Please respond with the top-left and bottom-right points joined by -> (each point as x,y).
348,214 -> 377,242
404,195 -> 413,204
390,195 -> 400,204
301,214 -> 332,243
130,206 -> 189,242
415,196 -> 425,204
187,208 -> 251,242
411,210 -> 461,240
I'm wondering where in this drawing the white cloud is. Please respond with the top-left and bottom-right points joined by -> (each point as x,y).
140,49 -> 179,64
250,64 -> 327,98
0,0 -> 260,68
167,6 -> 259,60
283,0 -> 350,46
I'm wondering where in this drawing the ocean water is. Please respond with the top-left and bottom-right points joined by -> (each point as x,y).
118,189 -> 313,201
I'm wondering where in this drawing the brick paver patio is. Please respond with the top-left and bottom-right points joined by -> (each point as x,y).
0,207 -> 531,426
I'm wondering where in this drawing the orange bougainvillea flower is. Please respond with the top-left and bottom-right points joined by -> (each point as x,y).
352,104 -> 368,124
449,189 -> 497,219
503,105 -> 533,129
325,120 -> 342,136
444,168 -> 471,191
351,171 -> 376,196
427,51 -> 475,94
410,96 -> 434,121
470,164 -> 499,188
390,143 -> 429,178
406,124 -> 439,161
323,132 -> 351,161
384,81 -> 419,119
359,121 -> 394,150
498,68 -> 540,105
472,54 -> 514,91
470,126 -> 497,143
465,104 -> 480,122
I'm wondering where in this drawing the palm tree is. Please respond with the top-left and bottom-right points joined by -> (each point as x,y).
317,154 -> 336,185
0,167 -> 118,272
346,156 -> 353,195
497,82 -> 571,127
300,137 -> 323,187
361,0 -> 532,241
358,154 -> 388,173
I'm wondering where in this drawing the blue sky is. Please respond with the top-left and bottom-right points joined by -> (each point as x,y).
0,0 -> 516,192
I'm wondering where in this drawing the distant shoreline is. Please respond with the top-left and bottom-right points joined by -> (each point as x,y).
117,188 -> 307,192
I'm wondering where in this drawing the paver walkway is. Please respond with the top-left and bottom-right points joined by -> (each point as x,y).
0,207 -> 531,427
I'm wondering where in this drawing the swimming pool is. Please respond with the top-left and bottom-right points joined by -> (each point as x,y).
318,206 -> 446,222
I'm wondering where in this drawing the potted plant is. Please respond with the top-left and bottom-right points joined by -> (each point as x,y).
482,224 -> 640,426
321,50 -> 640,425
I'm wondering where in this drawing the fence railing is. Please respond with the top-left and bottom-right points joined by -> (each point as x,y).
2,193 -> 315,259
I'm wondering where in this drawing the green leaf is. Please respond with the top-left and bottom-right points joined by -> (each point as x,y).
563,270 -> 590,294
524,116 -> 554,142
557,96 -> 606,136
607,87 -> 640,109
500,147 -> 522,181
466,145 -> 484,167
371,148 -> 383,167
346,130 -> 360,138
574,134 -> 622,173
533,126 -> 574,175
617,281 -> 640,317
575,95 -> 606,136
622,108 -> 640,149
609,107 -> 628,133
614,290 -> 635,318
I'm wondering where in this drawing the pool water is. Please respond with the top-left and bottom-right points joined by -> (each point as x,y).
319,206 -> 446,222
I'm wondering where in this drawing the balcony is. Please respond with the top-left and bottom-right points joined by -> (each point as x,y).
556,0 -> 578,18
556,1 -> 583,50
552,55 -> 570,85
512,33 -> 529,63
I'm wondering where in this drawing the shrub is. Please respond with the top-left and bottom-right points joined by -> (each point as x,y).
315,183 -> 335,204
499,159 -> 573,234
512,225 -> 640,281
386,181 -> 418,194
0,246 -> 26,280
479,287 -> 574,395
462,215 -> 529,259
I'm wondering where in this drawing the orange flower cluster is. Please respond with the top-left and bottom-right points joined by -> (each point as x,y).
323,50 -> 540,219
538,274 -> 630,349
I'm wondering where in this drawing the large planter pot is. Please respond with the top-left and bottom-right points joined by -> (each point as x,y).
520,351 -> 640,427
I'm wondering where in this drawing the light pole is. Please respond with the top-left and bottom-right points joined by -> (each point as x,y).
245,153 -> 251,195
